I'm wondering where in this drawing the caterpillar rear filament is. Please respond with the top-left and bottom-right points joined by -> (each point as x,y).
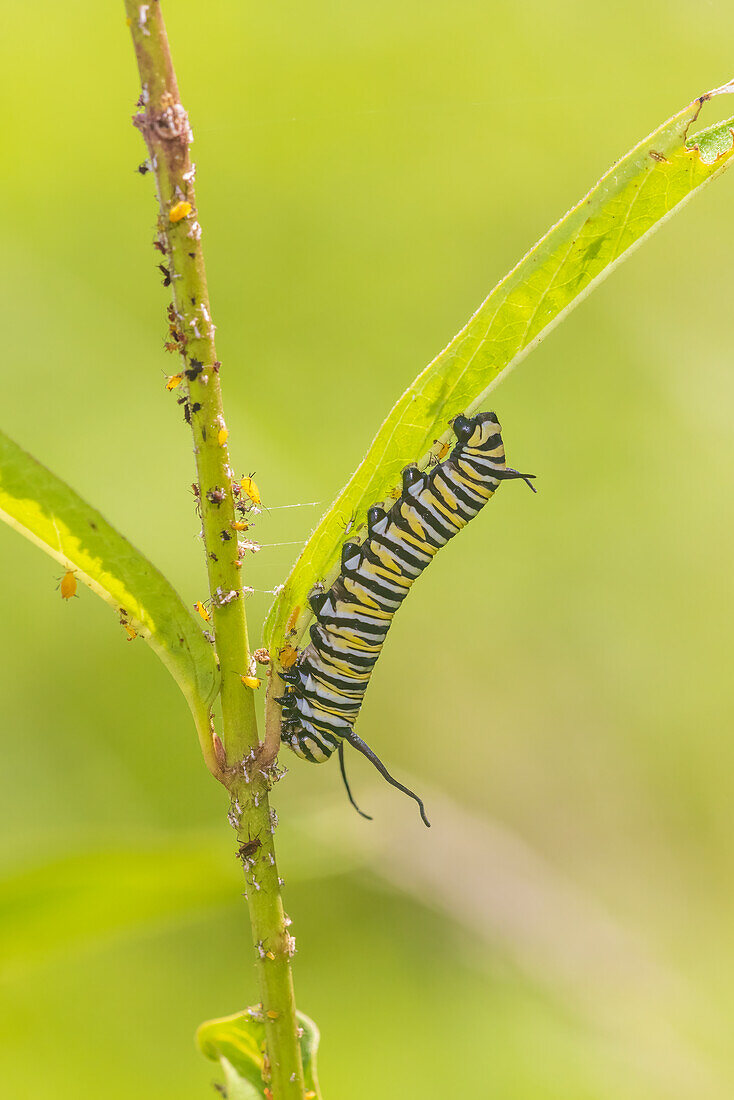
276,411 -> 535,825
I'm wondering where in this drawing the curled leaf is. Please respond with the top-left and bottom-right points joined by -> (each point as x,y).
197,1007 -> 321,1099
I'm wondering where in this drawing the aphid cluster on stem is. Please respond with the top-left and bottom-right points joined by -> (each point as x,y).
184,358 -> 203,381
212,585 -> 239,607
164,303 -> 186,354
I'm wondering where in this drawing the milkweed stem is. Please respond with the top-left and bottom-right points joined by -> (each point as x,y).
123,4 -> 304,1096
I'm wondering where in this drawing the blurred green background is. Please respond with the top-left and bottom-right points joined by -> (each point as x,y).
3,2 -> 734,1097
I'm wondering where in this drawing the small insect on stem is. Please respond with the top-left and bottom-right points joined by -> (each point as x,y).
169,200 -> 192,223
240,474 -> 261,507
237,834 -> 262,862
58,570 -> 78,600
194,600 -> 210,622
428,438 -> 450,466
278,643 -> 298,669
285,605 -> 301,637
119,611 -> 138,641
184,358 -> 203,381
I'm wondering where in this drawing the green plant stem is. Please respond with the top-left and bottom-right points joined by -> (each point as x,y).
123,4 -> 304,1096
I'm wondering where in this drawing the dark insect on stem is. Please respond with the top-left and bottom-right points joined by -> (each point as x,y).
237,835 -> 262,862
190,482 -> 202,518
184,358 -> 203,381
157,263 -> 172,287
136,160 -> 150,175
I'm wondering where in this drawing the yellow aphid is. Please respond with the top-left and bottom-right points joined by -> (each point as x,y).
218,427 -> 229,446
433,439 -> 450,461
124,623 -> 138,641
266,1010 -> 279,1020
305,1092 -> 317,1099
194,600 -> 210,622
279,643 -> 298,669
169,200 -> 192,223
59,570 -> 77,600
265,950 -> 275,960
166,373 -> 183,391
241,675 -> 261,689
231,520 -> 248,531
240,475 -> 261,506
285,606 -> 300,635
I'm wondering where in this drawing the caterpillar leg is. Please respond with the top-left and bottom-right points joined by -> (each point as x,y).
338,740 -> 373,821
497,467 -> 537,493
343,730 -> 431,827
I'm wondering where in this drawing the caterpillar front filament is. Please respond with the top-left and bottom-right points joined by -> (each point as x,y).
276,411 -> 535,825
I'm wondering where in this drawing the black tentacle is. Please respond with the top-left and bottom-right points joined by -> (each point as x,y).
497,466 -> 537,493
343,730 -> 430,827
337,741 -> 373,821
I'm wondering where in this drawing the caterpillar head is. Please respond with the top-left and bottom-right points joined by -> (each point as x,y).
453,411 -> 501,448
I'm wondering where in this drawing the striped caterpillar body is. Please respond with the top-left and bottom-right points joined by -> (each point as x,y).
276,411 -> 535,824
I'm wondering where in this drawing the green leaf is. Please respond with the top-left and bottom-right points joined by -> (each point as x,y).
0,430 -> 219,737
220,1059 -> 262,1100
264,82 -> 734,652
197,1007 -> 322,1099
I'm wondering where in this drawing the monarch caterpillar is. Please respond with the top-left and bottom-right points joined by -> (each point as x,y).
276,411 -> 535,825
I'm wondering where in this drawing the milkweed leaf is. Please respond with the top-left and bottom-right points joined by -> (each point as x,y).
265,83 -> 734,651
0,430 -> 219,737
197,1007 -> 322,1099
220,1059 -> 262,1100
